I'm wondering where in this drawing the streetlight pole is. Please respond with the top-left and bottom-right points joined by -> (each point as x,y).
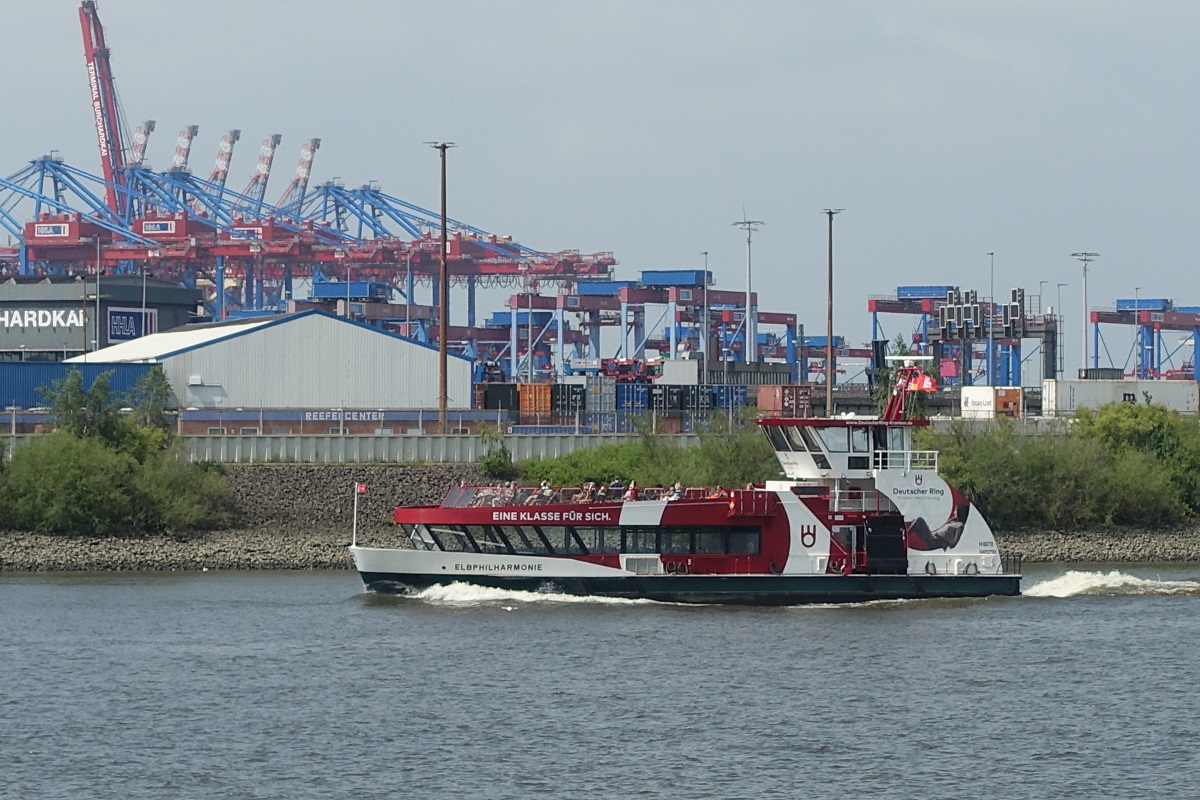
1133,286 -> 1141,379
700,250 -> 709,381
1056,282 -> 1068,378
428,141 -> 455,430
94,236 -> 101,353
732,214 -> 763,365
824,209 -> 843,416
1071,252 -> 1099,374
988,251 -> 995,386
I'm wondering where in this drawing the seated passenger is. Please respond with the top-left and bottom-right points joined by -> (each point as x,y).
706,487 -> 728,500
594,484 -> 609,502
622,481 -> 638,502
609,475 -> 625,492
539,481 -> 556,504
571,482 -> 594,503
667,482 -> 685,501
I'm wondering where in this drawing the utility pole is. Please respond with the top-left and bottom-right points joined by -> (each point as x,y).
1056,282 -> 1068,378
700,251 -> 709,383
1134,286 -> 1141,379
988,251 -> 995,386
428,142 -> 455,430
824,209 -> 843,416
1071,252 -> 1099,374
732,214 -> 763,365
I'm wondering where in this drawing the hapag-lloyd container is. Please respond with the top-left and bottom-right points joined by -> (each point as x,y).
1041,379 -> 1199,416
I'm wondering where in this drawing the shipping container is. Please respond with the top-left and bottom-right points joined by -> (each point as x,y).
961,386 -> 1023,419
584,382 -> 616,412
757,385 -> 783,412
680,384 -> 714,411
897,285 -> 958,300
508,424 -> 590,435
781,384 -> 813,417
550,383 -> 586,413
639,269 -> 710,287
575,281 -> 637,297
712,384 -> 749,409
650,384 -> 683,411
483,383 -> 519,410
1042,379 -> 1199,417
1115,298 -> 1171,312
584,412 -> 617,433
616,383 -> 649,410
517,382 -> 553,414
1078,367 -> 1125,380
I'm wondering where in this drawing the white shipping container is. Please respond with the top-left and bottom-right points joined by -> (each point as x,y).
961,386 -> 997,416
1041,379 -> 1199,416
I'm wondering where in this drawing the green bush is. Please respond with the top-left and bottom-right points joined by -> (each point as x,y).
2,434 -> 141,535
0,368 -> 236,536
922,403 -> 1197,530
518,412 -> 778,490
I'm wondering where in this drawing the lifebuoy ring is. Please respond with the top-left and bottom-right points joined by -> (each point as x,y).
925,560 -> 937,575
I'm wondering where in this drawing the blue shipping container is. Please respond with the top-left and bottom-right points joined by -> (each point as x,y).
310,280 -> 388,300
616,384 -> 650,410
576,281 -> 637,297
487,311 -> 554,327
712,384 -> 749,409
1115,298 -> 1171,312
802,336 -> 845,348
0,362 -> 158,410
896,285 -> 957,300
639,270 -> 710,287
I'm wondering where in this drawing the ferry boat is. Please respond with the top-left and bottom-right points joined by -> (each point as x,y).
350,364 -> 1021,604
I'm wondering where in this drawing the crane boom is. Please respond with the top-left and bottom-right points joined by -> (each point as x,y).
129,119 -> 155,166
241,133 -> 282,207
207,129 -> 241,189
275,138 -> 321,213
78,1 -> 129,217
170,125 -> 200,171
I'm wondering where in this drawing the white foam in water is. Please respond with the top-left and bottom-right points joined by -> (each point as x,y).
1024,569 -> 1200,598
412,581 -> 654,606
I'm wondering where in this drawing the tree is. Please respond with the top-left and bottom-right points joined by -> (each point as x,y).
126,367 -> 175,431
40,369 -> 124,445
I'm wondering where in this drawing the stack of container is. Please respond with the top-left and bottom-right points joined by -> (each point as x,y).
756,384 -> 814,417
517,382 -> 553,423
551,383 -> 586,414
713,384 -> 749,410
482,383 -> 519,410
616,383 -> 649,411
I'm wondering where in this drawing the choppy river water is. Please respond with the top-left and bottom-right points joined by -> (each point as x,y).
2,564 -> 1198,799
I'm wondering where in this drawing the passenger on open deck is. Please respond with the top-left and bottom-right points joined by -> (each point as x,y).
571,482 -> 595,503
622,481 -> 638,501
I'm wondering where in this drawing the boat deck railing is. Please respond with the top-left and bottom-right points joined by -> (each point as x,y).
441,484 -> 728,508
872,449 -> 939,472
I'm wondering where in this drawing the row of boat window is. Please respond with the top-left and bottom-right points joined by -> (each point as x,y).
765,426 -> 907,454
407,524 -> 761,557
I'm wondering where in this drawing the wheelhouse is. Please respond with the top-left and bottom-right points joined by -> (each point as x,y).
758,417 -> 933,481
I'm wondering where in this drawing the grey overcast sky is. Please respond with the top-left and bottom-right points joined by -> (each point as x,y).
6,0 -> 1199,372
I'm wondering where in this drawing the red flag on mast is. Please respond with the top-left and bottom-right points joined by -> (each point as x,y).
355,483 -> 367,494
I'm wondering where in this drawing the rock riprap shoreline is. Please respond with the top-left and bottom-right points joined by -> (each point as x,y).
1,464 -> 1199,571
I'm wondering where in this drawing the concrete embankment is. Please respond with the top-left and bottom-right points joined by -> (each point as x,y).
1,464 -> 1198,571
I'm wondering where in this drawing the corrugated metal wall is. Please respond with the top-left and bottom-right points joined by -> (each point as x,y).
0,362 -> 157,409
162,314 -> 473,409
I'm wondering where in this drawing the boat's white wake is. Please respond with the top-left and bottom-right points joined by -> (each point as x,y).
1024,570 -> 1200,598
411,582 -> 654,607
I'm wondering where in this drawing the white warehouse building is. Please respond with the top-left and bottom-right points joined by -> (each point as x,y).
67,310 -> 474,410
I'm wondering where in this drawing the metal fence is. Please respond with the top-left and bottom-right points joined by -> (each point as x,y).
3,432 -> 701,464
